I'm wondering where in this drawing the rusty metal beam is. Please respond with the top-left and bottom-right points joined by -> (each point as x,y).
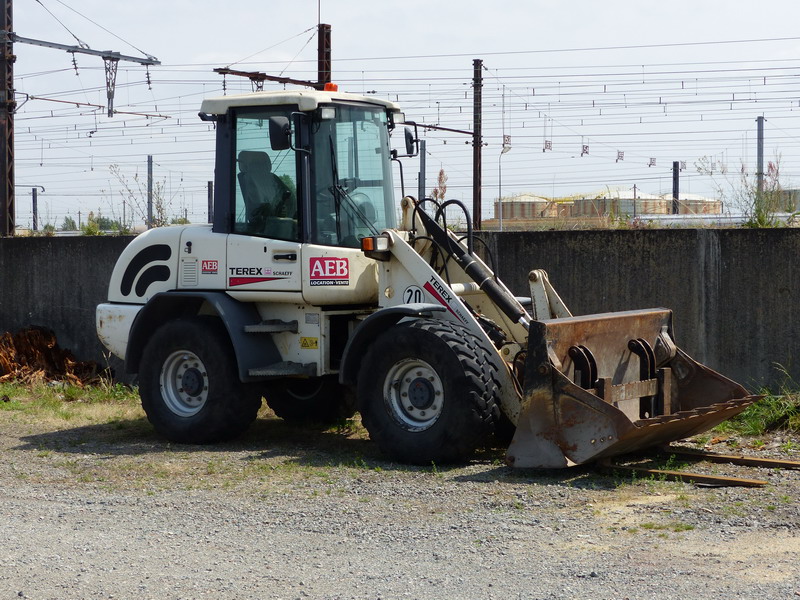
599,461 -> 767,487
214,67 -> 323,91
660,446 -> 800,470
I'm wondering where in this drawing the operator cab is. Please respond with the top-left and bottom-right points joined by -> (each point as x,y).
201,90 -> 399,248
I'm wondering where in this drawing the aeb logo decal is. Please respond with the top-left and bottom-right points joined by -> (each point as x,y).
309,257 -> 349,287
201,260 -> 218,274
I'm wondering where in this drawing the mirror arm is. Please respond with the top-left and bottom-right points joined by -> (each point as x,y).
289,112 -> 311,155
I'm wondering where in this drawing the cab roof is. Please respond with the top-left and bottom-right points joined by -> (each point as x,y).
200,89 -> 400,115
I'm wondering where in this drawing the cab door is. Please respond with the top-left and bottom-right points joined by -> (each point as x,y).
226,235 -> 302,292
225,107 -> 303,293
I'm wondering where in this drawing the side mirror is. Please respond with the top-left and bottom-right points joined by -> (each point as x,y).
269,116 -> 292,151
404,127 -> 417,157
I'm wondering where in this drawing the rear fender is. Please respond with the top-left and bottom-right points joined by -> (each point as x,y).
125,291 -> 281,382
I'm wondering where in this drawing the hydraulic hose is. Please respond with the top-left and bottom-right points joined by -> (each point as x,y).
415,209 -> 530,330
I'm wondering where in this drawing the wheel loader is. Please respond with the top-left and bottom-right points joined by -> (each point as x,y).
96,85 -> 756,468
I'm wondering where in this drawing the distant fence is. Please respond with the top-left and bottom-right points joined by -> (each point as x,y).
1,229 -> 797,389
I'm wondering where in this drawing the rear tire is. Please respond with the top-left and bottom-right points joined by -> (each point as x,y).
265,376 -> 356,424
357,319 -> 502,464
139,317 -> 262,443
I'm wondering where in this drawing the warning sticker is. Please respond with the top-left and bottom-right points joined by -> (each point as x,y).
300,337 -> 319,349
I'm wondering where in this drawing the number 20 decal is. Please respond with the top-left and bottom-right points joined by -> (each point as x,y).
403,285 -> 424,304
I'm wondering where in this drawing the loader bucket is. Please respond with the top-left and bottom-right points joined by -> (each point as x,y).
506,309 -> 758,468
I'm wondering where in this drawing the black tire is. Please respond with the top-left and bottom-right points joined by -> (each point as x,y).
139,317 -> 262,444
265,376 -> 356,424
357,319 -> 502,465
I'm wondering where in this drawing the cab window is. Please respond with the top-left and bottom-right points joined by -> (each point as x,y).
233,110 -> 300,241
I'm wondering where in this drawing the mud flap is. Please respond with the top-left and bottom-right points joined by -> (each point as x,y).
506,309 -> 758,468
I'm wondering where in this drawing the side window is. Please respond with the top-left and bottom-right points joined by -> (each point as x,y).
234,111 -> 299,241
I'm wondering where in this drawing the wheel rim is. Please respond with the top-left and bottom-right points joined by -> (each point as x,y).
383,358 -> 444,431
159,350 -> 209,417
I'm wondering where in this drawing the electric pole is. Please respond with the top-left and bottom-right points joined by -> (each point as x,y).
147,155 -> 153,228
756,116 -> 765,195
472,58 -> 483,230
672,161 -> 680,214
0,0 -> 14,236
317,23 -> 331,87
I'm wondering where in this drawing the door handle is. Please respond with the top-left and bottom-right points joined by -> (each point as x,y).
273,253 -> 297,261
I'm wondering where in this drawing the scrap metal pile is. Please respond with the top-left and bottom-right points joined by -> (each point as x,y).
0,327 -> 101,385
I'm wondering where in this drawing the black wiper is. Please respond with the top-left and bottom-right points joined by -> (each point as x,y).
329,136 -> 344,241
328,137 -> 379,237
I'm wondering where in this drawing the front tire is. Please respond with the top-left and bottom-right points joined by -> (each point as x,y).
139,317 -> 262,443
357,319 -> 502,464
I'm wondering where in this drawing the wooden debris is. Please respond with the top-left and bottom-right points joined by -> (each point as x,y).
0,327 -> 101,386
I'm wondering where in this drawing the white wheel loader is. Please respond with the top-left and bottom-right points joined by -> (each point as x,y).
96,86 -> 756,467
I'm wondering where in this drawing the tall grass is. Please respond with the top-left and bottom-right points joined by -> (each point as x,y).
715,368 -> 800,436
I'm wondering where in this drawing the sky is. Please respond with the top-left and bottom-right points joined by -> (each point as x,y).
10,0 -> 800,229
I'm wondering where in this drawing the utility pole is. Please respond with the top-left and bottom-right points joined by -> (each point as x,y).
472,59 -> 483,230
31,186 -> 36,230
147,155 -> 153,228
317,23 -> 331,87
756,116 -> 765,195
0,0 -> 14,236
418,139 -> 426,200
672,161 -> 680,214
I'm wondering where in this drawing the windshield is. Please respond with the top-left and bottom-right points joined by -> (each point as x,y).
310,104 -> 396,247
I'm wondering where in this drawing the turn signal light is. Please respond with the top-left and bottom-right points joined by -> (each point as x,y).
361,235 -> 390,259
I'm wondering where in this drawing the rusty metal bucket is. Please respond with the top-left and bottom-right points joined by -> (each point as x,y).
506,309 -> 758,468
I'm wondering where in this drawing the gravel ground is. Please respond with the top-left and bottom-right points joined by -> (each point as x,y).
0,407 -> 799,600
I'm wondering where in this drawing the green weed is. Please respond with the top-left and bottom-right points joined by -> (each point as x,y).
714,366 -> 800,436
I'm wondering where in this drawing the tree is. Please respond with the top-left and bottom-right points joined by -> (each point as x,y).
80,210 -> 128,235
109,163 -> 169,228
60,216 -> 78,231
430,168 -> 448,201
81,211 -> 103,236
695,154 -> 795,227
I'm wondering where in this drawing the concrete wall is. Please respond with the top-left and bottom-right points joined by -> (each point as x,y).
0,236 -> 134,376
0,230 -> 797,390
479,229 -> 799,391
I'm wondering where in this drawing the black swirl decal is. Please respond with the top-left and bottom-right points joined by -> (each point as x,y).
134,265 -> 172,297
120,244 -> 172,297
